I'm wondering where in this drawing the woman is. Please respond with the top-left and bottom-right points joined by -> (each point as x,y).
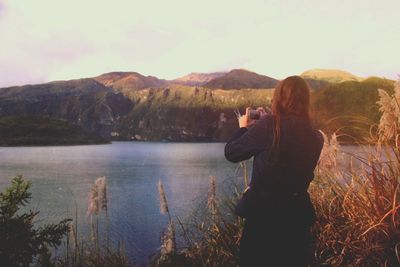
225,76 -> 324,267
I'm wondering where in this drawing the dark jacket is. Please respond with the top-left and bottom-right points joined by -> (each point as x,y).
225,114 -> 324,225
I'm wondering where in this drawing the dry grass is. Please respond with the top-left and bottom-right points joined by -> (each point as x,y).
310,144 -> 400,266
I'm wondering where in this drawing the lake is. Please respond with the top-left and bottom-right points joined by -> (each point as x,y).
0,142 -> 390,265
0,142 -> 244,265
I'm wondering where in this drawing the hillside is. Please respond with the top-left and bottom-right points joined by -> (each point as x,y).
171,72 -> 226,86
301,68 -> 362,83
0,116 -> 107,146
311,77 -> 395,142
0,69 -> 395,144
115,86 -> 274,141
0,78 -> 133,139
203,69 -> 279,89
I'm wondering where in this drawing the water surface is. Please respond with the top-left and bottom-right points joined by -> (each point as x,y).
0,142 -> 242,265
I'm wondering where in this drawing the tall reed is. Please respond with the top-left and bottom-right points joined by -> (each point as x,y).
58,176 -> 131,267
157,180 -> 176,257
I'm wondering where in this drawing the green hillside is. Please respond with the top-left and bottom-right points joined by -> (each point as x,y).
0,116 -> 107,146
311,77 -> 395,142
0,69 -> 396,144
115,86 -> 274,141
0,78 -> 133,141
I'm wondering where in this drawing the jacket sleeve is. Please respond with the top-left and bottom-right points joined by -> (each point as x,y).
224,117 -> 269,163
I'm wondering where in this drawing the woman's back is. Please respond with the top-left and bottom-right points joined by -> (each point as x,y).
225,114 -> 324,267
252,114 -> 323,198
226,114 -> 323,223
226,76 -> 324,266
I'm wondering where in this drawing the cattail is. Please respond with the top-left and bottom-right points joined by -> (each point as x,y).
96,176 -> 108,214
377,80 -> 400,143
318,130 -> 339,171
158,180 -> 169,215
88,182 -> 99,215
87,176 -> 107,215
207,176 -> 217,214
157,180 -> 176,256
395,79 -> 400,122
160,220 -> 176,255
377,89 -> 398,142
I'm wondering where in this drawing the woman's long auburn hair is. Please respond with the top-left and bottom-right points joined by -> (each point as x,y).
270,75 -> 311,156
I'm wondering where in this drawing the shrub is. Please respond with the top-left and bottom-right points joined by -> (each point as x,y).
0,175 -> 71,266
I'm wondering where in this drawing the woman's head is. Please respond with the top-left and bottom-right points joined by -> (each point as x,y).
269,76 -> 312,159
271,75 -> 311,121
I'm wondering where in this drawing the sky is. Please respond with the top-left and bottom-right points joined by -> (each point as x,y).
0,0 -> 399,87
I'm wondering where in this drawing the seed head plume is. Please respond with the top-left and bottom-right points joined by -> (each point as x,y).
160,220 -> 176,255
158,180 -> 169,215
207,176 -> 217,214
88,176 -> 108,215
318,130 -> 339,171
377,79 -> 400,143
96,176 -> 108,214
88,182 -> 99,215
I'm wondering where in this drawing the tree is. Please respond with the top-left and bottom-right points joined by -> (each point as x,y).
0,175 -> 71,267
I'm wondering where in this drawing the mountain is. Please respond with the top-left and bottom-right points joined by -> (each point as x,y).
0,78 -> 133,140
0,76 -> 274,143
94,72 -> 168,92
301,69 -> 362,83
171,72 -> 227,86
0,69 -> 395,145
203,69 -> 279,89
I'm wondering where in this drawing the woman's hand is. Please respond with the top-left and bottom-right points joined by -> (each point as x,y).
238,107 -> 256,128
256,107 -> 267,116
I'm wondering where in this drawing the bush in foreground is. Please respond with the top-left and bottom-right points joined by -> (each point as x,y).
0,175 -> 71,266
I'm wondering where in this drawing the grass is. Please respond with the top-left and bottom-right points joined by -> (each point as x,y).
310,144 -> 400,266
149,141 -> 400,266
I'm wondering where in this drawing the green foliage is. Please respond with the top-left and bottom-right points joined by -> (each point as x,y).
0,116 -> 108,146
311,77 -> 395,143
0,175 -> 71,266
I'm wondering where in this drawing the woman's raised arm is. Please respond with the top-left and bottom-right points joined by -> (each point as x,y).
224,116 -> 270,163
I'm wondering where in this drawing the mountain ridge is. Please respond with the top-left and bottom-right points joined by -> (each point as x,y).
0,68 -> 395,144
171,72 -> 227,86
1,68 -> 368,89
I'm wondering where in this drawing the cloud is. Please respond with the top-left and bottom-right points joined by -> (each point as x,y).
0,0 -> 399,87
0,1 -> 6,18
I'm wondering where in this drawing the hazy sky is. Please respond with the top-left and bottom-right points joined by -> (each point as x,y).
0,0 -> 399,87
